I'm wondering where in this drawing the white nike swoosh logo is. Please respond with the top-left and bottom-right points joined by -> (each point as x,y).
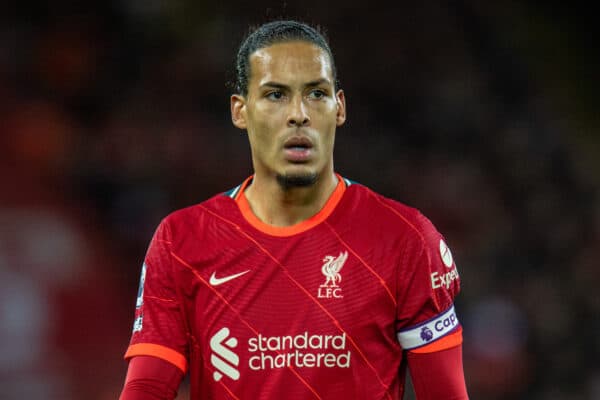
209,270 -> 251,286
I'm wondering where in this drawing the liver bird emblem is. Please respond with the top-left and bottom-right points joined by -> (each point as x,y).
320,251 -> 348,287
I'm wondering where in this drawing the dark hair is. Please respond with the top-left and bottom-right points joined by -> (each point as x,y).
234,20 -> 338,96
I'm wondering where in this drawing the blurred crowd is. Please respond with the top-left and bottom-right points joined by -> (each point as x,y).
0,1 -> 598,399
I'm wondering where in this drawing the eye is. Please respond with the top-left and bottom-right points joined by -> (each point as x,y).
266,91 -> 284,101
308,89 -> 326,100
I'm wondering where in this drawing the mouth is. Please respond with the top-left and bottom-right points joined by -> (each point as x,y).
283,136 -> 314,162
284,136 -> 313,150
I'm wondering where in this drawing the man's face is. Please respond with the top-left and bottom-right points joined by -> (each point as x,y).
231,41 -> 346,186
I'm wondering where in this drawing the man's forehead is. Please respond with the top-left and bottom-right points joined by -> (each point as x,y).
249,41 -> 334,86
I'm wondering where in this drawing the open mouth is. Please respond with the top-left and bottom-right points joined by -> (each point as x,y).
283,136 -> 313,161
284,136 -> 313,150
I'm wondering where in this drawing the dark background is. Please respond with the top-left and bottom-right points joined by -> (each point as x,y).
1,1 -> 598,399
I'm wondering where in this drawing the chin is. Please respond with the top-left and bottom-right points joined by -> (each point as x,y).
276,171 -> 319,189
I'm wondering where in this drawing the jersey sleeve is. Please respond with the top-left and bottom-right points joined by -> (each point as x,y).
120,356 -> 183,400
124,219 -> 189,373
395,212 -> 462,353
407,345 -> 468,399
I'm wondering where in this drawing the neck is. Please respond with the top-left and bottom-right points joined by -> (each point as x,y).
244,170 -> 338,227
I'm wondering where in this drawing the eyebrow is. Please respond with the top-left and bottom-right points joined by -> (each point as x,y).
260,78 -> 331,90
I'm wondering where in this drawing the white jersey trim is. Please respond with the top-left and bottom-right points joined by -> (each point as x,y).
229,184 -> 242,199
397,305 -> 459,350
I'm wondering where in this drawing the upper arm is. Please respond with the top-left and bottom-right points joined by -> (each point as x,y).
394,212 -> 467,397
124,219 -> 189,373
396,212 -> 463,353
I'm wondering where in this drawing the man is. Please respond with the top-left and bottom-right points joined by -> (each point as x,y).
120,20 -> 468,399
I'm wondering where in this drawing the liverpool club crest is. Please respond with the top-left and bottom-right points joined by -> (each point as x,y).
317,251 -> 348,299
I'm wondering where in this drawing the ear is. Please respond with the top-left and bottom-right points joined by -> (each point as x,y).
231,94 -> 247,130
335,90 -> 346,127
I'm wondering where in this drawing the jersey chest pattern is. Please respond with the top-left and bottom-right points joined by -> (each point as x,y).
171,221 -> 403,399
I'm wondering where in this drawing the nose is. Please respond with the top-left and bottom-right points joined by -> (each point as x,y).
287,97 -> 310,127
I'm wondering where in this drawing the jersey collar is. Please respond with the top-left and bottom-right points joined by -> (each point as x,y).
232,173 -> 347,237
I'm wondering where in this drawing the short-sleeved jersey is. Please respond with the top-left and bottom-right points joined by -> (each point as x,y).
125,175 -> 462,399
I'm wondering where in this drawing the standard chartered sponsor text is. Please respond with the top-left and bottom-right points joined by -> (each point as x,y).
248,331 -> 351,370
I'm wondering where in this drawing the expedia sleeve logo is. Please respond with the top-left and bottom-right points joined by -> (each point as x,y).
431,240 -> 459,290
136,263 -> 147,308
439,239 -> 454,268
396,305 -> 459,350
132,263 -> 147,333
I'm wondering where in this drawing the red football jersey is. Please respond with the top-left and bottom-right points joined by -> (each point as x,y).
125,175 -> 462,399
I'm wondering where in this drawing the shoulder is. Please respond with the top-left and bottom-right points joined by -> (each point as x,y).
341,179 -> 441,244
160,190 -> 238,233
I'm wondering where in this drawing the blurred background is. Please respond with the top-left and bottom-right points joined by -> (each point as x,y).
1,0 -> 598,399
